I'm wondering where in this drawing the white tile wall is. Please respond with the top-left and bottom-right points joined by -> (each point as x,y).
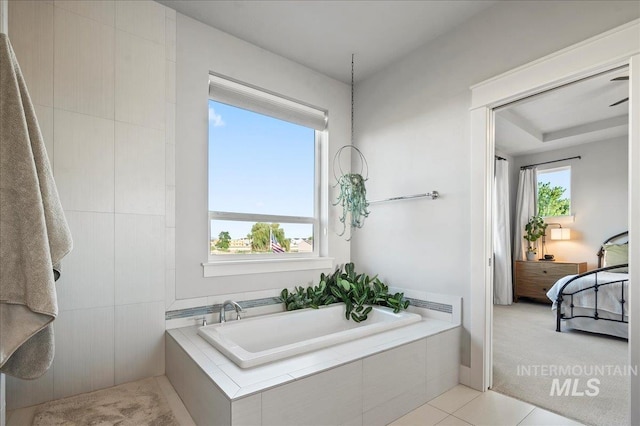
165,143 -> 175,186
261,361 -> 363,426
427,329 -> 460,382
164,14 -> 176,320
166,335 -> 231,426
165,102 -> 175,145
115,0 -> 165,45
6,0 -> 175,409
8,0 -> 54,106
363,340 -> 427,412
53,6 -> 115,119
426,329 -> 461,402
114,122 -> 165,215
165,269 -> 176,309
6,369 -> 54,411
165,16 -> 176,62
166,185 -> 176,228
164,4 -> 176,20
165,228 -> 176,270
114,301 -> 165,385
54,0 -> 115,26
426,369 -> 459,403
34,105 -> 53,167
115,30 -> 165,130
53,307 -> 115,399
363,383 -> 429,426
165,60 -> 176,103
231,394 -> 261,426
53,109 -> 115,212
56,211 -> 114,310
114,214 -> 164,305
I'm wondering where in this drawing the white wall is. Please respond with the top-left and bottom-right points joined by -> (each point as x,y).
351,1 -> 639,366
172,14 -> 350,302
6,0 -> 175,409
510,137 -> 628,270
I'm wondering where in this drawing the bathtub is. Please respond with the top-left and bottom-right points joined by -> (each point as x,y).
197,304 -> 422,368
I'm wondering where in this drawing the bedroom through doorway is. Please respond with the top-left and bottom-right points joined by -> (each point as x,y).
491,66 -> 630,426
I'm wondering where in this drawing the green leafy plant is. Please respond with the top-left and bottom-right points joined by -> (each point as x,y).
524,215 -> 547,253
279,263 -> 410,322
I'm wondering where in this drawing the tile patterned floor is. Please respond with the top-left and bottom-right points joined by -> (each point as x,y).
391,385 -> 584,426
7,380 -> 583,426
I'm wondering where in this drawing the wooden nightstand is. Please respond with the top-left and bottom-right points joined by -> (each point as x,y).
514,260 -> 587,303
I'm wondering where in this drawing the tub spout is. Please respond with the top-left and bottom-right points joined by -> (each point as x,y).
220,300 -> 243,323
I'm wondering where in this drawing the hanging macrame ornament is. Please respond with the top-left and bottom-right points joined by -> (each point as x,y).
333,54 -> 369,241
333,145 -> 369,240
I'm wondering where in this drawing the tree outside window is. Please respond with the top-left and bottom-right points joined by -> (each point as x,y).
537,166 -> 571,217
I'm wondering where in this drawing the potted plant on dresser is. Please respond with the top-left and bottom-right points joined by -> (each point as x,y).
524,215 -> 547,261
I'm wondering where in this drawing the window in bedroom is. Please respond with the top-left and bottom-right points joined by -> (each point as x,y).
537,166 -> 571,217
207,74 -> 327,261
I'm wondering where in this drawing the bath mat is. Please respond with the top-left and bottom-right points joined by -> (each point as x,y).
32,377 -> 179,426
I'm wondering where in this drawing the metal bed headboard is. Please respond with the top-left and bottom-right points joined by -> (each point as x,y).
556,230 -> 629,334
596,231 -> 629,268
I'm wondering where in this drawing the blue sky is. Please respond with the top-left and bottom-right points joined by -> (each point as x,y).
208,100 -> 315,239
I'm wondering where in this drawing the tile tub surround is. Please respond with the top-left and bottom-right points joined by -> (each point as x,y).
166,314 -> 460,426
165,290 -> 461,329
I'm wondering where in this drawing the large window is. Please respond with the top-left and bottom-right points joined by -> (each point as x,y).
537,166 -> 571,217
207,74 -> 326,259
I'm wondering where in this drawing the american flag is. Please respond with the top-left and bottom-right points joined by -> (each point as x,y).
271,232 -> 284,253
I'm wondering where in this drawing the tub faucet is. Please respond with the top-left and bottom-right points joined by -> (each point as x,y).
220,300 -> 243,323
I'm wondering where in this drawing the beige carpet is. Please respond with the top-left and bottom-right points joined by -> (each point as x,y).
493,301 -> 629,426
32,377 -> 179,426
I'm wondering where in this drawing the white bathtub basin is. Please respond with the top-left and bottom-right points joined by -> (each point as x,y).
198,304 -> 422,368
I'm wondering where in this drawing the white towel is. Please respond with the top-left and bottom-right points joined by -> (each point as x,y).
0,33 -> 72,379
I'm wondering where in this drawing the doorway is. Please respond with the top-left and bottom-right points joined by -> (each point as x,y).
491,67 -> 630,424
467,19 -> 639,424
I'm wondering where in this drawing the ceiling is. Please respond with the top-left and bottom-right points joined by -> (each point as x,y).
158,1 -> 628,156
158,0 -> 496,84
495,68 -> 629,157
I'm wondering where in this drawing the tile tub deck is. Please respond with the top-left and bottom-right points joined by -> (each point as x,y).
166,315 -> 461,425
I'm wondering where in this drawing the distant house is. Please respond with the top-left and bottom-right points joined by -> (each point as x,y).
297,239 -> 312,253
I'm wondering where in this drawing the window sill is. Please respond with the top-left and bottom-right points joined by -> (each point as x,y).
543,215 -> 574,224
202,257 -> 334,278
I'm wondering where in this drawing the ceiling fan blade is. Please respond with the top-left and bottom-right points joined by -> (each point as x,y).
609,97 -> 629,107
611,76 -> 629,81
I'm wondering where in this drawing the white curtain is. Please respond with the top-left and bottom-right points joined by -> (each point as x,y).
513,168 -> 537,261
493,159 -> 512,305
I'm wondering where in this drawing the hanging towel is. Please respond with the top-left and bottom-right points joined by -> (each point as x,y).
0,33 -> 72,379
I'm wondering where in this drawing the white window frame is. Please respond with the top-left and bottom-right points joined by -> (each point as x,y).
203,74 -> 332,277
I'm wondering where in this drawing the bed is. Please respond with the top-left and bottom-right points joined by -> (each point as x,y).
546,231 -> 629,339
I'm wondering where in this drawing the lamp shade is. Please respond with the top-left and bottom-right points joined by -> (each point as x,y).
550,228 -> 571,240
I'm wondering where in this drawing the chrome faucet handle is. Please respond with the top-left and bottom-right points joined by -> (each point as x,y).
220,300 -> 243,323
233,301 -> 243,320
197,317 -> 207,326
